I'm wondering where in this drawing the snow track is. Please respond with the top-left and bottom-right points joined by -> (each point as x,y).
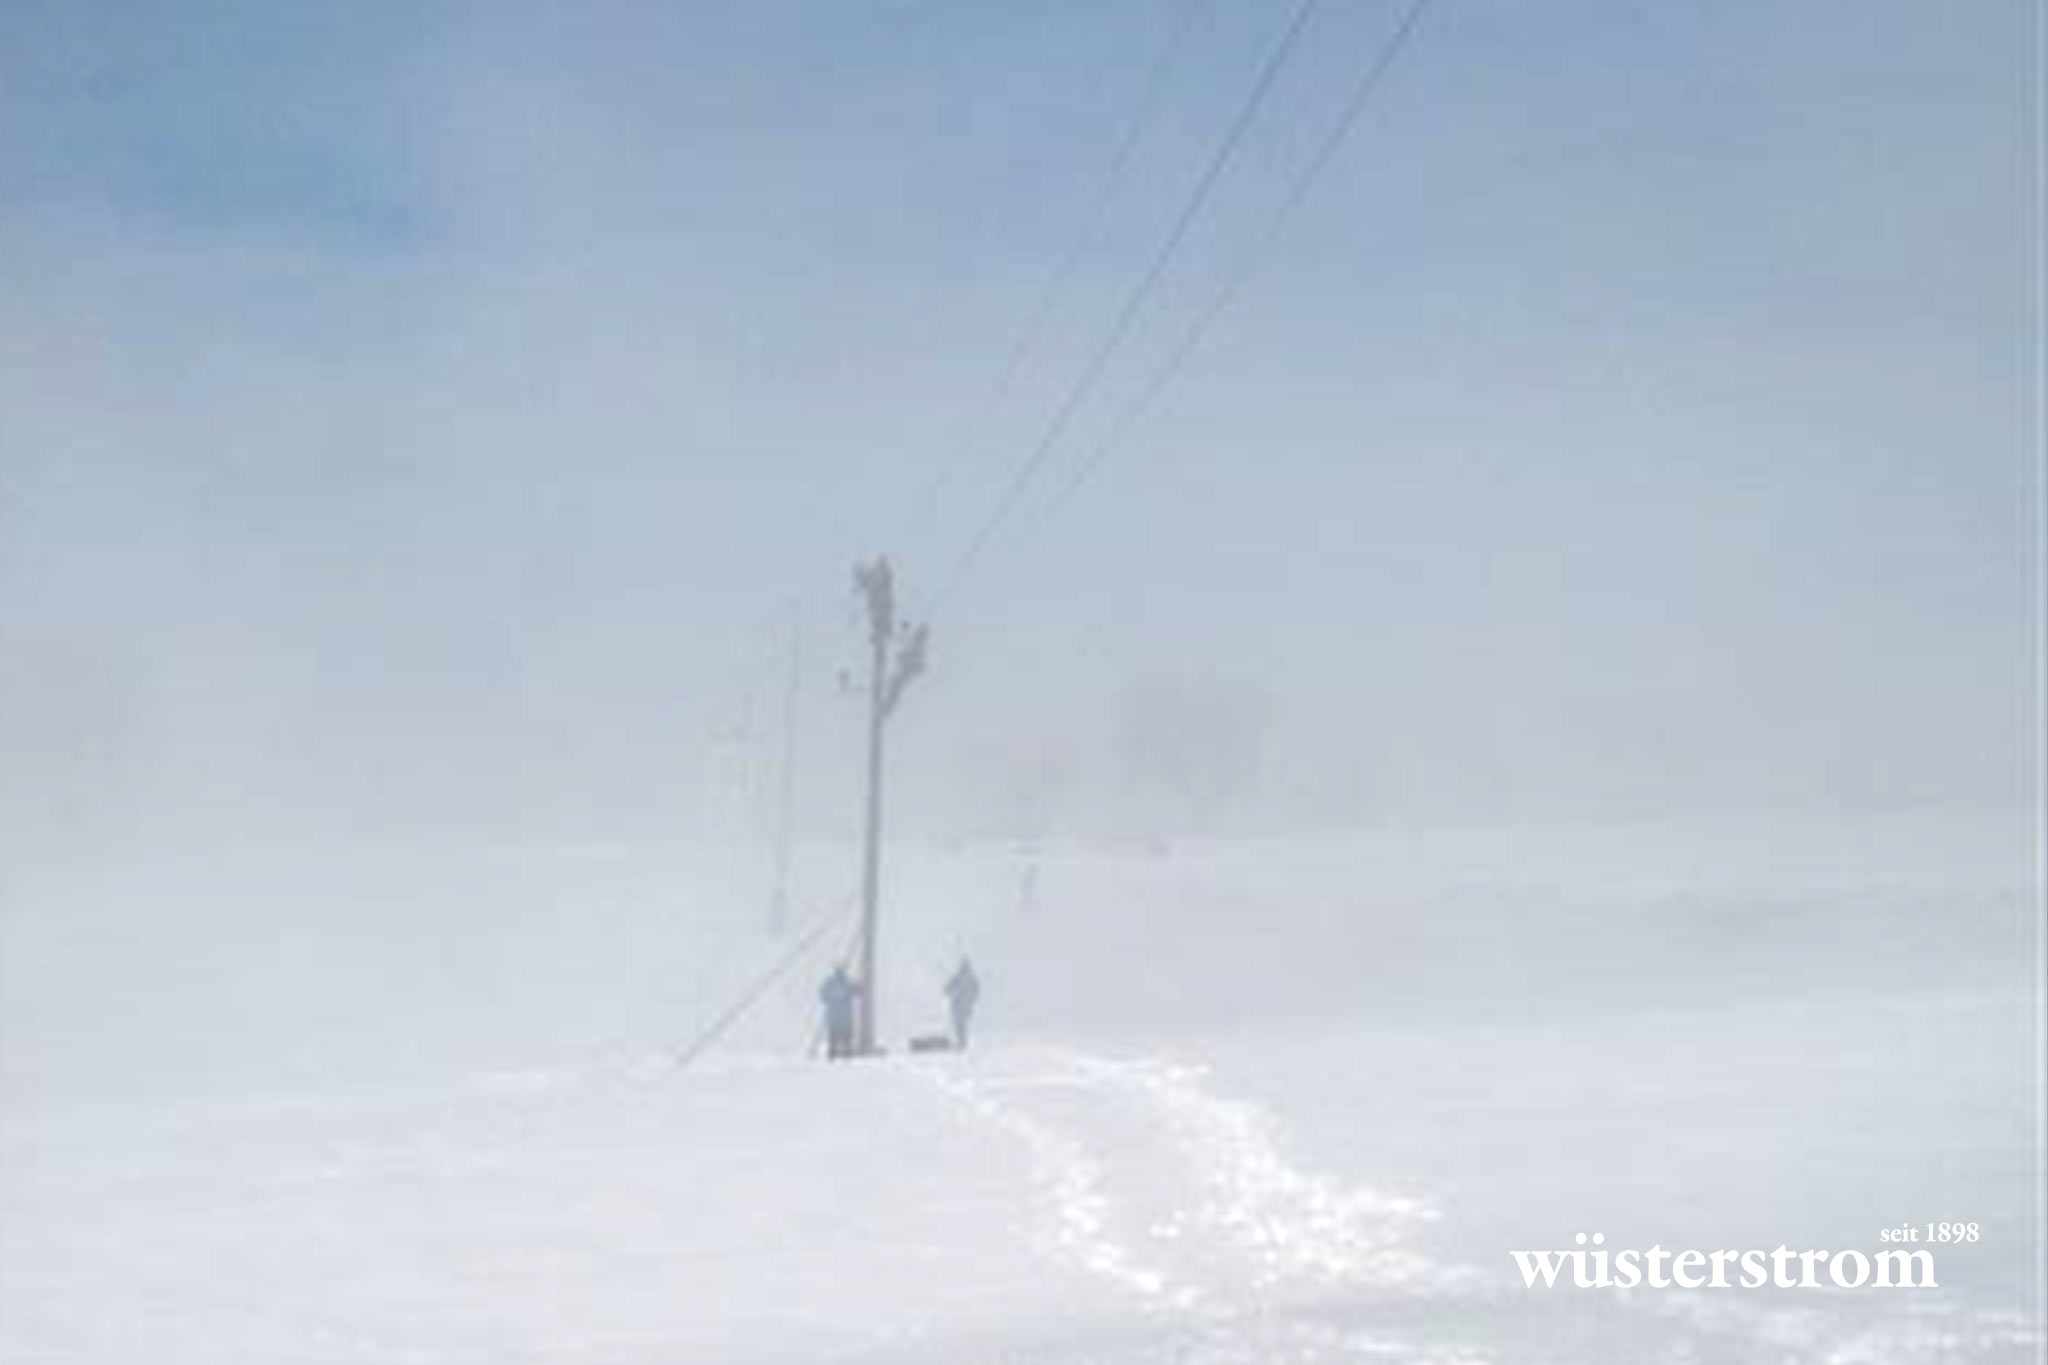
917,1046 -> 1446,1330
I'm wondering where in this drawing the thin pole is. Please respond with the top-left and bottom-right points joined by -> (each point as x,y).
769,605 -> 803,934
848,556 -> 924,1058
855,559 -> 895,1054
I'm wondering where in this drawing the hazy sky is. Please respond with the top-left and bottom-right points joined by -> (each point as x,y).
2,0 -> 2038,856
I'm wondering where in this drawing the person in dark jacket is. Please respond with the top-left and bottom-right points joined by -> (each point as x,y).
944,957 -> 981,1050
819,965 -> 861,1060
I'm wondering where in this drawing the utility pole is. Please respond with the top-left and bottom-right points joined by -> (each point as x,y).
768,604 -> 803,935
852,556 -> 927,1055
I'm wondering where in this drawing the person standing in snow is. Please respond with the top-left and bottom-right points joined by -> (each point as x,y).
819,965 -> 861,1060
944,957 -> 980,1050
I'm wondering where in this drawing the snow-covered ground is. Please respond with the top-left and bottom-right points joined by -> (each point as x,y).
2,813 -> 2040,1362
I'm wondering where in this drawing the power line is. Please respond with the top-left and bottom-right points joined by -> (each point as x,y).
926,0 -> 1329,618
896,0 -> 1210,546
671,8 -> 1234,1067
1031,0 -> 1435,533
715,3 -> 1427,1067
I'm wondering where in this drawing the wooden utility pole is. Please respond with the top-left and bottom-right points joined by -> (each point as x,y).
852,556 -> 926,1055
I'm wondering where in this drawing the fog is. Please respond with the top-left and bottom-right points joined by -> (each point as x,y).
1,2 -> 2040,1361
